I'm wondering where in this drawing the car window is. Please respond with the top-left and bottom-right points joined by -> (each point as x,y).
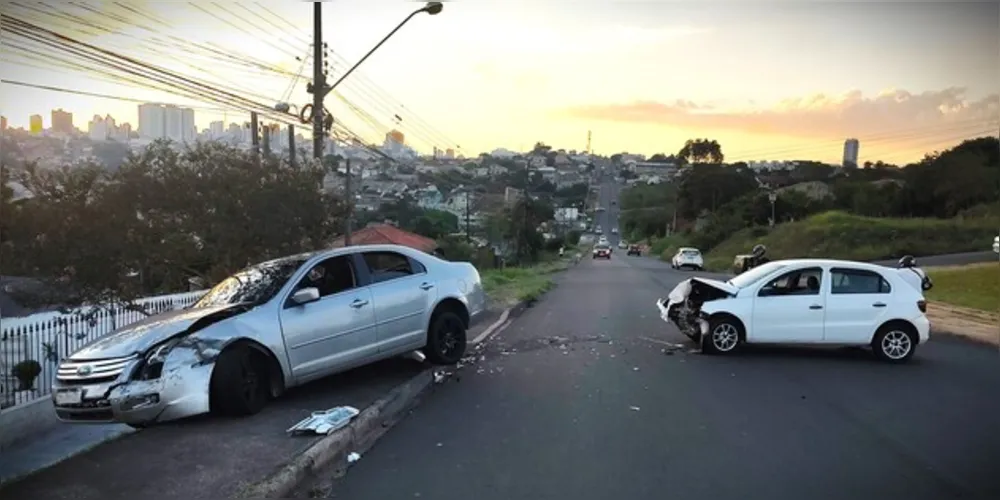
682,250 -> 700,257
729,261 -> 786,289
295,255 -> 357,297
758,267 -> 823,297
362,251 -> 415,284
831,268 -> 891,294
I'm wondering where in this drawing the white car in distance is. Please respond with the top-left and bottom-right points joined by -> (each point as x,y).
671,247 -> 704,271
993,234 -> 999,254
656,259 -> 931,363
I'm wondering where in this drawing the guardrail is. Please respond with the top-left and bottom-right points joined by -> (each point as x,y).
0,291 -> 206,409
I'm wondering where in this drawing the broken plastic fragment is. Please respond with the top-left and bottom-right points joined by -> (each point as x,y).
629,406 -> 641,411
433,371 -> 448,383
347,452 -> 362,463
287,406 -> 360,435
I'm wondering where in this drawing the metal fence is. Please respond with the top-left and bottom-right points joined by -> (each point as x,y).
0,291 -> 205,410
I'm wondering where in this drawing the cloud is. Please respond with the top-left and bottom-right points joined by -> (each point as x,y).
560,88 -> 1000,139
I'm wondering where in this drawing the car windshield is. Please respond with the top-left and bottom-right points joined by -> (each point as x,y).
193,257 -> 308,308
596,244 -> 610,250
728,261 -> 787,289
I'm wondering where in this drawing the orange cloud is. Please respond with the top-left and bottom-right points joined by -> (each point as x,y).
560,88 -> 1000,140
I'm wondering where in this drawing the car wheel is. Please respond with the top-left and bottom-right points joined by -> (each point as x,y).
703,316 -> 742,355
872,324 -> 917,363
425,311 -> 467,365
210,345 -> 269,416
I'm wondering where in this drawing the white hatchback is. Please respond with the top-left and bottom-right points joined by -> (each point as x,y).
671,247 -> 704,271
657,259 -> 931,363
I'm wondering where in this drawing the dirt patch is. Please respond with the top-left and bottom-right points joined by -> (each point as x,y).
928,302 -> 1000,347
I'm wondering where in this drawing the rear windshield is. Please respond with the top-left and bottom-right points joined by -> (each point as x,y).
596,245 -> 610,250
682,250 -> 701,256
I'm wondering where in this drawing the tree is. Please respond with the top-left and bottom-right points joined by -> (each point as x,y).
1,140 -> 344,311
648,153 -> 675,163
678,139 -> 724,164
531,142 -> 552,156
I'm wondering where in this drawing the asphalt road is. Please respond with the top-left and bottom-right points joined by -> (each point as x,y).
317,180 -> 1000,500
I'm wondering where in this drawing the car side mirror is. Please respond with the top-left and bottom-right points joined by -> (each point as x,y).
291,287 -> 320,305
758,287 -> 776,297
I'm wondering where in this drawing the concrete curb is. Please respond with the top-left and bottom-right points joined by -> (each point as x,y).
233,369 -> 436,499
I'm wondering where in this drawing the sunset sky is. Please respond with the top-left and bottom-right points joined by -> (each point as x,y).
2,0 -> 998,164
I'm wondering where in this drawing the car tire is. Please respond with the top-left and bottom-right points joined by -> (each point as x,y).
425,311 -> 468,365
702,316 -> 743,355
871,324 -> 917,363
210,344 -> 269,417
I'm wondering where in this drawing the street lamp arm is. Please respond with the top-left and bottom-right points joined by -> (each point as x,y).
322,5 -> 437,97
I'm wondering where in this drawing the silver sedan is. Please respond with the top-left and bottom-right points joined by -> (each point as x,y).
51,244 -> 487,427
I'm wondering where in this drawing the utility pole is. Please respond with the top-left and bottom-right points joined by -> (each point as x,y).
465,190 -> 471,243
344,158 -> 353,246
261,123 -> 271,157
311,2 -> 326,160
250,112 -> 259,158
288,125 -> 295,167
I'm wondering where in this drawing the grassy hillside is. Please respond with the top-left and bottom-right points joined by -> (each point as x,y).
925,263 -> 1000,312
703,211 -> 999,271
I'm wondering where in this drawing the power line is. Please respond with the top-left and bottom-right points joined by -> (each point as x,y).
2,80 -> 236,113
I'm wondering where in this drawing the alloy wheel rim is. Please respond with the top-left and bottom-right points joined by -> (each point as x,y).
881,330 -> 912,360
712,324 -> 739,351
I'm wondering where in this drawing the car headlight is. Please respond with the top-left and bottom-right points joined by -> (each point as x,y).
135,336 -> 184,380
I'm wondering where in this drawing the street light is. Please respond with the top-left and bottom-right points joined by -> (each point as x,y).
323,2 -> 443,97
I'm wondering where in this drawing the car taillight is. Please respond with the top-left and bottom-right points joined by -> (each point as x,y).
917,300 -> 926,313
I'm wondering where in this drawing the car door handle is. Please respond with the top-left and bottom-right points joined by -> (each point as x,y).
809,304 -> 823,310
872,302 -> 887,308
419,282 -> 434,291
350,299 -> 369,308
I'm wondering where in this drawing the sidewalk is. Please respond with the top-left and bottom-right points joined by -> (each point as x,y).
0,309 -> 502,499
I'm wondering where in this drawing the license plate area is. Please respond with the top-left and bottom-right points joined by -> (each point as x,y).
54,388 -> 83,406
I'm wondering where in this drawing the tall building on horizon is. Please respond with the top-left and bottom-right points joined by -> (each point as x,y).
51,108 -> 74,135
29,114 -> 43,135
1,116 -> 7,131
843,138 -> 859,167
138,103 -> 196,142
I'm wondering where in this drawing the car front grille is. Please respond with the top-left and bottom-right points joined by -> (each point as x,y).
57,355 -> 138,383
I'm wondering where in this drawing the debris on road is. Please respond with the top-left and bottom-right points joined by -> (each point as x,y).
287,406 -> 360,436
433,370 -> 448,383
629,406 -> 641,411
633,367 -> 639,371
347,452 -> 362,463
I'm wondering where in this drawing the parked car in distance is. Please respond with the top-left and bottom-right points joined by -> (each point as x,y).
611,227 -> 618,234
618,240 -> 628,249
671,247 -> 704,271
993,234 -> 999,254
656,259 -> 930,363
627,244 -> 642,256
51,244 -> 486,427
593,244 -> 612,259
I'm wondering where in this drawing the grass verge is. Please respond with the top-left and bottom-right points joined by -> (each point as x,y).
704,211 -> 999,271
925,262 -> 1000,313
481,260 -> 568,308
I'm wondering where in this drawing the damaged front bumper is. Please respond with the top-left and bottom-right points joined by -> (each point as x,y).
52,344 -> 215,425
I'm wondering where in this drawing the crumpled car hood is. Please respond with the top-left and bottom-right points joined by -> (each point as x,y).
69,303 -> 246,360
659,277 -> 739,313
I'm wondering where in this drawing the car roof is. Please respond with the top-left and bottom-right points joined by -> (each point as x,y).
770,258 -> 894,272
